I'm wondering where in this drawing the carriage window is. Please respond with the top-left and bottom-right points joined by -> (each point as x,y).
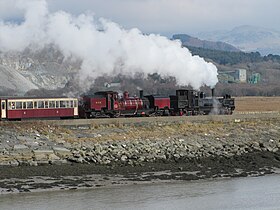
66,101 -> 70,108
27,101 -> 33,109
9,102 -> 15,109
60,101 -> 66,108
74,100 -> 78,107
34,101 -> 37,109
45,101 -> 49,108
49,101 -> 55,108
70,101 -> 74,108
23,102 -> 27,109
16,102 -> 22,109
56,101 -> 59,108
14,102 -> 18,109
38,101 -> 44,108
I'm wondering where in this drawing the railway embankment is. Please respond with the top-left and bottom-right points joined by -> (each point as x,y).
0,113 -> 280,193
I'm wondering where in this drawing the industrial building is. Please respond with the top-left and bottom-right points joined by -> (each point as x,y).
248,72 -> 261,84
218,69 -> 247,83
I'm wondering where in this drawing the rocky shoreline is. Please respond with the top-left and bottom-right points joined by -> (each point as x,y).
0,114 -> 280,193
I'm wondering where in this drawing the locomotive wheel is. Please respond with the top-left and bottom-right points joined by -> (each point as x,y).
84,112 -> 90,119
163,109 -> 170,116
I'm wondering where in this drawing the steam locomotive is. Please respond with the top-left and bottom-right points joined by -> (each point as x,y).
79,88 -> 235,118
0,88 -> 235,121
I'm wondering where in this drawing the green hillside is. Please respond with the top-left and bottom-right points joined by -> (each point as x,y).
186,46 -> 280,65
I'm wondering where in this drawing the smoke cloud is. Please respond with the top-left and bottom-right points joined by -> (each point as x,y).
0,0 -> 218,89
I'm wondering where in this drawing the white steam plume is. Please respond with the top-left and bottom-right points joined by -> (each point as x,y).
0,0 -> 218,89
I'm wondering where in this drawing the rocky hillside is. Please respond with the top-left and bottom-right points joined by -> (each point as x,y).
0,46 -> 80,96
172,34 -> 240,52
0,64 -> 37,95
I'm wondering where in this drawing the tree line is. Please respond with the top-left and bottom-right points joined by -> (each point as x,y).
186,46 -> 280,65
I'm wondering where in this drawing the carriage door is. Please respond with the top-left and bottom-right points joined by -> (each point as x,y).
1,100 -> 6,119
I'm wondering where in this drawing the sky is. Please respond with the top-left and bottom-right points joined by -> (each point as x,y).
0,0 -> 280,37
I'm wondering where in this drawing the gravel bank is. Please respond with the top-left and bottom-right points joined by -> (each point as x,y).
0,113 -> 279,193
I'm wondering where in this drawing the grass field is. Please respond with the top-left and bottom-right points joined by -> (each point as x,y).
235,97 -> 280,112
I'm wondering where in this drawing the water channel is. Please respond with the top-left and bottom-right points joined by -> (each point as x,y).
1,174 -> 280,210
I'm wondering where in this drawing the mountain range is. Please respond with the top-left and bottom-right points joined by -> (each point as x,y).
195,25 -> 280,55
172,34 -> 240,52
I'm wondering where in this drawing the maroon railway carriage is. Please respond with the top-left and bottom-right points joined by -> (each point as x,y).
0,97 -> 78,120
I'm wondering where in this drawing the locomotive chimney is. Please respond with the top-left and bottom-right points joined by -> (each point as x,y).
211,88 -> 215,98
123,91 -> 129,99
139,90 -> 143,99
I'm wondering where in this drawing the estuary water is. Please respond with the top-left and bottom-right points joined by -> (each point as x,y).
1,174 -> 280,210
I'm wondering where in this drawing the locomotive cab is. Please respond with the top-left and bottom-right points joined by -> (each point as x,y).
80,91 -> 119,118
221,94 -> 235,113
170,89 -> 199,115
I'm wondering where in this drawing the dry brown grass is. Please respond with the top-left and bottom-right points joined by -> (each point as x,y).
235,97 -> 280,112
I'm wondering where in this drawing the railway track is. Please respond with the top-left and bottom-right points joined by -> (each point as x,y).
1,111 -> 278,127
0,111 -> 278,130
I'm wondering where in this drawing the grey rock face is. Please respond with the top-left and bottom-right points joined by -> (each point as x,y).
0,47 -> 80,95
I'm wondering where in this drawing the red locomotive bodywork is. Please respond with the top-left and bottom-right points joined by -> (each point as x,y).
119,91 -> 144,110
83,96 -> 107,111
154,97 -> 170,109
144,95 -> 170,110
83,91 -> 145,112
119,98 -> 144,110
81,91 -> 149,117
80,91 -> 121,118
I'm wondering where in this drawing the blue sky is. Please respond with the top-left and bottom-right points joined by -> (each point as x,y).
1,0 -> 280,37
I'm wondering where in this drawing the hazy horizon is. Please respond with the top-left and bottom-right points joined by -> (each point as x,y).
1,0 -> 280,37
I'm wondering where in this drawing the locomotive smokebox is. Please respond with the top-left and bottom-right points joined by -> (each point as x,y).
211,88 -> 215,98
139,90 -> 143,99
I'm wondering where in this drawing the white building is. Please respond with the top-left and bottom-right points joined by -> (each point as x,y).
235,69 -> 247,83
